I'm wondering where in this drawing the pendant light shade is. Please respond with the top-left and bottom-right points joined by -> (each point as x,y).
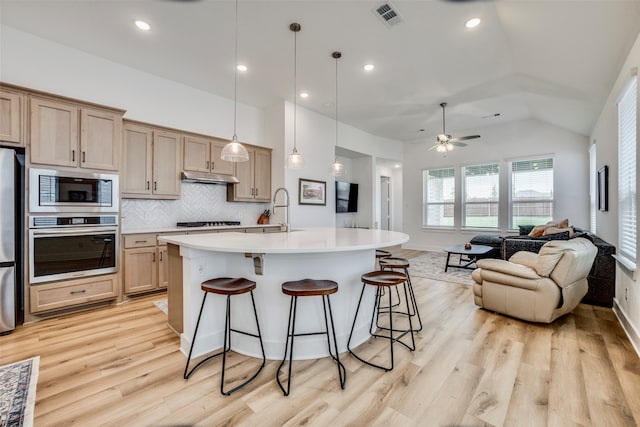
221,0 -> 249,162
330,51 -> 345,177
287,22 -> 304,169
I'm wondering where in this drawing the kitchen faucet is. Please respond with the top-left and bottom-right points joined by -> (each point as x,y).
272,187 -> 290,232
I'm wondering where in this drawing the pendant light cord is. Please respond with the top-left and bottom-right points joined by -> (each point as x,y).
233,0 -> 238,141
293,28 -> 297,152
335,53 -> 338,151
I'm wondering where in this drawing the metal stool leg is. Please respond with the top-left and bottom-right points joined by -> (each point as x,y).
183,291 -> 209,379
276,295 -> 297,396
323,295 -> 346,389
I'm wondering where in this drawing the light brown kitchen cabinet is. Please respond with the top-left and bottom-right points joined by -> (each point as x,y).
122,233 -> 170,295
227,144 -> 272,202
122,122 -> 181,199
30,274 -> 118,313
183,134 -> 234,176
0,89 -> 24,145
30,97 -> 122,171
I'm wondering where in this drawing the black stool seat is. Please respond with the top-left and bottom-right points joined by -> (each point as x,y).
277,279 -> 346,396
184,277 -> 265,396
202,277 -> 256,295
361,270 -> 407,286
282,279 -> 338,297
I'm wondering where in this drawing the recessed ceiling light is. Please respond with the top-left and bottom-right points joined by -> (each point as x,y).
237,64 -> 248,72
363,64 -> 375,72
465,18 -> 481,29
394,164 -> 401,168
299,92 -> 309,99
135,20 -> 150,31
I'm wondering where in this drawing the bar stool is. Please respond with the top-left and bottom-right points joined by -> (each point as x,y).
183,277 -> 266,396
379,257 -> 422,332
348,270 -> 415,372
276,279 -> 346,396
375,249 -> 400,308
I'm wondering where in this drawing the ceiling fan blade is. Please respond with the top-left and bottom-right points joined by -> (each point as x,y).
451,142 -> 468,147
448,135 -> 480,143
428,144 -> 439,151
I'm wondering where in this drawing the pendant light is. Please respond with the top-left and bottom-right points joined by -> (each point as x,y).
221,0 -> 249,162
286,23 -> 304,169
330,51 -> 345,176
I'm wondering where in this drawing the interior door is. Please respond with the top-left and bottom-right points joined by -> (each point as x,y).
381,176 -> 390,230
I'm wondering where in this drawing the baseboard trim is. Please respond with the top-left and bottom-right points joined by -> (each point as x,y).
612,298 -> 640,359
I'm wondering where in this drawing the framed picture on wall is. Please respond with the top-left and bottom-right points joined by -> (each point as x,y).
298,178 -> 326,205
598,165 -> 608,212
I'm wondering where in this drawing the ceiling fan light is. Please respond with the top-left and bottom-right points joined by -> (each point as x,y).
446,142 -> 454,151
436,144 -> 446,153
221,137 -> 249,162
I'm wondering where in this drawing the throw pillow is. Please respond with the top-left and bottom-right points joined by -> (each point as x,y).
529,225 -> 547,237
543,226 -> 574,237
519,225 -> 535,235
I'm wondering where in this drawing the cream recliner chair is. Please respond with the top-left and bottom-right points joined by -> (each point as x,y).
471,237 -> 597,323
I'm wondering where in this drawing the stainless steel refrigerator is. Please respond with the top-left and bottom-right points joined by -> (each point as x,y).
0,146 -> 25,333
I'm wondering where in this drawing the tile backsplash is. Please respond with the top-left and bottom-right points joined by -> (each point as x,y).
121,183 -> 270,229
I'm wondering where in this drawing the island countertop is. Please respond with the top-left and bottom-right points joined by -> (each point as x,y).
158,227 -> 409,254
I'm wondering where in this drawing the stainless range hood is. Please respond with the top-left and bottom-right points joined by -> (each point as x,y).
181,171 -> 239,184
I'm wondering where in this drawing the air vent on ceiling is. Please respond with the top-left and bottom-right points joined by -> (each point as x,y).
372,2 -> 403,27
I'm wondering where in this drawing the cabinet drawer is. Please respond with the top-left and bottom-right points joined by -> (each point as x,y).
31,275 -> 117,313
123,233 -> 157,248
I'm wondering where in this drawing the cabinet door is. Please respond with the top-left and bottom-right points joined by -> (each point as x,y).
183,135 -> 211,173
153,130 -> 181,197
253,148 -> 272,201
122,123 -> 153,195
0,90 -> 22,144
80,108 -> 122,171
123,248 -> 157,294
30,97 -> 79,167
230,149 -> 255,201
158,246 -> 169,289
211,139 -> 235,176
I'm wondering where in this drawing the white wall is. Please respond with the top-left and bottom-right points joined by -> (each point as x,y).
0,25 -> 266,148
403,118 -> 590,251
591,30 -> 640,355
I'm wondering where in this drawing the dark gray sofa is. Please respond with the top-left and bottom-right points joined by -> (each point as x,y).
472,228 -> 616,307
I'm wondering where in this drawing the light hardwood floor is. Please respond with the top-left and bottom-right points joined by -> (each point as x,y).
2,250 -> 640,426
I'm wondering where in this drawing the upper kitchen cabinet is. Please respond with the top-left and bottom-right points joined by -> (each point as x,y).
122,121 -> 181,199
183,134 -> 234,176
227,144 -> 271,202
0,88 -> 25,145
30,96 -> 123,171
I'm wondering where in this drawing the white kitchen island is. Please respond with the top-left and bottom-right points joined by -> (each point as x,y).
159,227 -> 409,360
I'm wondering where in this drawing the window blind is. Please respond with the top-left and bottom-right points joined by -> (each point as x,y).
618,75 -> 637,262
423,168 -> 455,227
510,157 -> 554,228
463,163 -> 499,228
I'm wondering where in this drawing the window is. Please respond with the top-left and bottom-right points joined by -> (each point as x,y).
423,168 -> 455,227
463,163 -> 499,228
618,74 -> 637,263
510,157 -> 554,228
589,144 -> 597,234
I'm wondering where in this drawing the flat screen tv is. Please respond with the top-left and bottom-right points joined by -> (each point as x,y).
336,181 -> 358,213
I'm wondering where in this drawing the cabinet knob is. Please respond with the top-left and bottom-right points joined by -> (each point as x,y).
146,181 -> 150,190
70,289 -> 86,295
154,181 -> 157,191
72,150 -> 76,162
206,161 -> 210,169
152,253 -> 156,262
159,252 -> 163,261
82,151 -> 86,163
255,188 -> 258,196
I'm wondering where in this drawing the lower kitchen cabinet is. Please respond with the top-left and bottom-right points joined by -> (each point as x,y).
123,233 -> 173,295
30,274 -> 118,313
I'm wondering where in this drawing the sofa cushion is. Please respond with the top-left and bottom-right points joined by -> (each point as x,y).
519,225 -> 535,235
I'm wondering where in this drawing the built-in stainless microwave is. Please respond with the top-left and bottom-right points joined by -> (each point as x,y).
29,168 -> 119,213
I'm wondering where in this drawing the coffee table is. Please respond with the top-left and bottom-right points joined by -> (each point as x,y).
443,244 -> 493,272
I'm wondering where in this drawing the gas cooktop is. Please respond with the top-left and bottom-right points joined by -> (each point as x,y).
176,221 -> 241,227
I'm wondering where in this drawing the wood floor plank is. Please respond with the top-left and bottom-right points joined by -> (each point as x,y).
2,253 -> 640,427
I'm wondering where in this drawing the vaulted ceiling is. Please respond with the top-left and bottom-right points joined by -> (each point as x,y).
2,0 -> 640,143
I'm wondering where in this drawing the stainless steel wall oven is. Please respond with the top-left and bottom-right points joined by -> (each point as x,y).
29,215 -> 118,284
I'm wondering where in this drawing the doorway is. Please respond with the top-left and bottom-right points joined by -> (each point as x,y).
380,176 -> 391,230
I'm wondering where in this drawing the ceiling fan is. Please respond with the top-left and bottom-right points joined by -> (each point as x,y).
429,102 -> 480,153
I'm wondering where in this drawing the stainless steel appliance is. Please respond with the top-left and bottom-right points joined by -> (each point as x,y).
0,146 -> 25,333
29,168 -> 119,213
29,215 -> 118,284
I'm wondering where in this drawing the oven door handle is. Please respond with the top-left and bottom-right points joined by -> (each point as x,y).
31,227 -> 118,236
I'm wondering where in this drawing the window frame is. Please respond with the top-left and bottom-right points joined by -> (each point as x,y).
508,156 -> 555,230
